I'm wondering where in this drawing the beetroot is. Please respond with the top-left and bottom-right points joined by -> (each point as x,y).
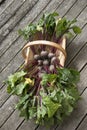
48,53 -> 55,59
34,55 -> 40,60
38,60 -> 43,66
49,65 -> 55,71
40,51 -> 48,58
51,56 -> 57,64
43,60 -> 49,66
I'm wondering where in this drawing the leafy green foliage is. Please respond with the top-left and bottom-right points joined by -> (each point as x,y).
57,68 -> 80,85
72,25 -> 82,34
41,74 -> 57,86
5,68 -> 80,126
18,12 -> 81,42
43,96 -> 61,118
18,23 -> 37,40
6,71 -> 26,94
56,18 -> 68,37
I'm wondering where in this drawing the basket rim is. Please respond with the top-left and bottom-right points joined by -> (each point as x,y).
22,39 -> 67,61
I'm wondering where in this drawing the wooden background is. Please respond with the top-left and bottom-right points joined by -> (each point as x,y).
0,0 -> 87,130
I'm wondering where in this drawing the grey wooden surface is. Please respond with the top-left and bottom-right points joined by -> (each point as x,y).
0,0 -> 87,130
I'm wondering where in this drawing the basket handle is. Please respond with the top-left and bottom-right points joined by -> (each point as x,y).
22,40 -> 67,64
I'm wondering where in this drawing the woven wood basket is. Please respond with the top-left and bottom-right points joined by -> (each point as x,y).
22,37 -> 67,69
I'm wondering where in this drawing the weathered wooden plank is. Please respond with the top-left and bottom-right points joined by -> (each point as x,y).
0,0 -> 4,4
0,51 -> 24,88
0,86 -> 10,107
0,0 -> 38,42
1,110 -> 23,130
64,0 -> 87,19
0,95 -> 18,127
0,0 -> 26,28
17,120 -> 37,130
56,0 -> 77,17
37,125 -> 56,130
78,65 -> 87,94
77,115 -> 87,130
0,0 -> 13,13
68,44 -> 87,71
76,6 -> 87,27
43,0 -> 64,13
56,88 -> 87,130
0,36 -> 25,72
35,0 -> 64,21
66,24 -> 87,66
0,0 -> 51,57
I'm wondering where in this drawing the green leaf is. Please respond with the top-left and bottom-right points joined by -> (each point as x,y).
57,68 -> 80,85
19,100 -> 29,120
18,23 -> 37,40
16,94 -> 29,109
41,74 -> 57,86
72,26 -> 82,34
69,69 -> 80,83
44,13 -> 56,34
37,105 -> 47,119
28,107 -> 37,119
66,86 -> 80,102
51,12 -> 59,16
6,71 -> 26,94
7,86 -> 12,93
15,82 -> 27,95
43,96 -> 61,118
7,71 -> 26,86
56,18 -> 68,37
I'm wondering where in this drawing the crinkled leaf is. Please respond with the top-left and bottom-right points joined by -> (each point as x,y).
41,74 -> 57,86
7,85 -> 12,93
6,71 -> 26,88
72,26 -> 82,34
66,86 -> 80,101
18,23 -> 37,40
56,18 -> 68,37
37,105 -> 47,119
43,96 -> 61,118
19,100 -> 29,120
57,68 -> 80,85
16,94 -> 29,109
28,107 -> 37,119
14,82 -> 27,95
